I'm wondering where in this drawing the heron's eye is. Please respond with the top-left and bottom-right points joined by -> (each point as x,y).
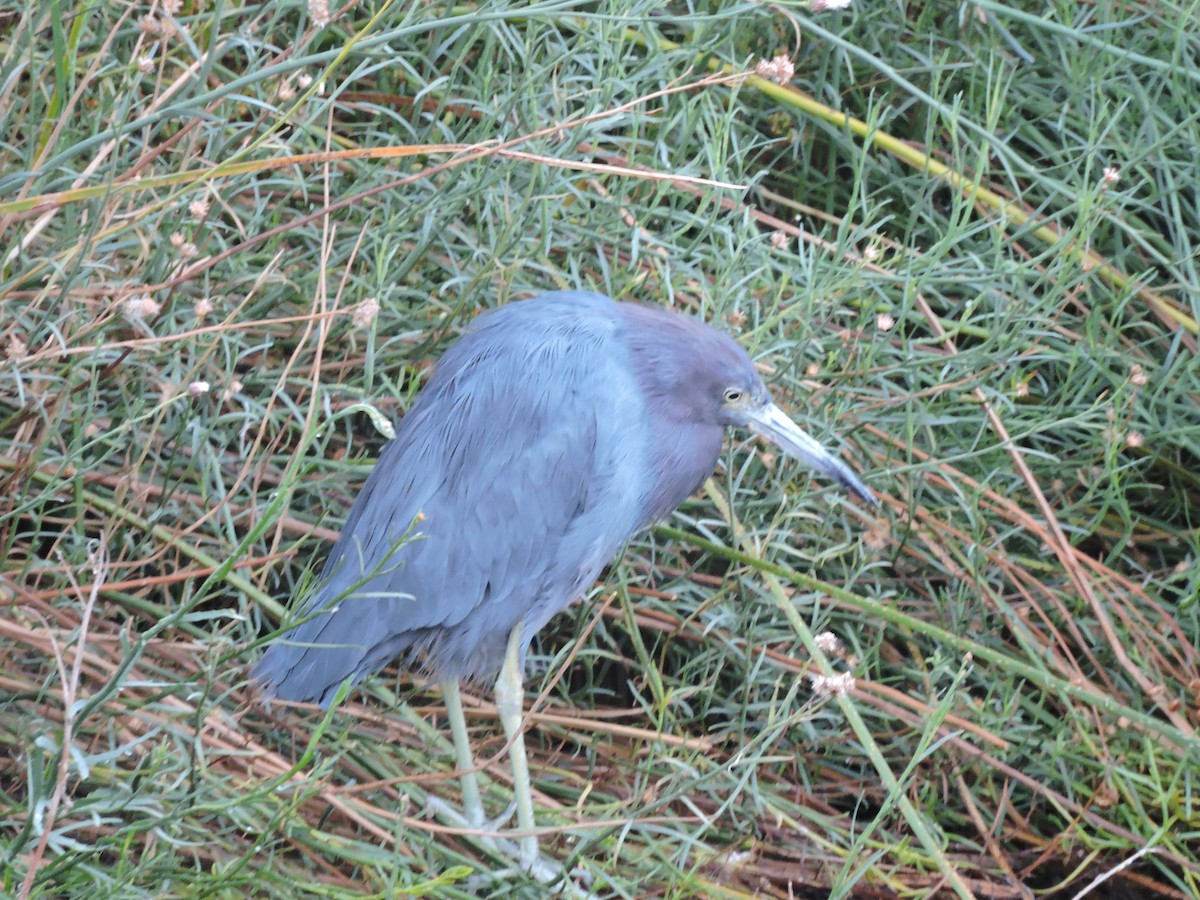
723,387 -> 744,403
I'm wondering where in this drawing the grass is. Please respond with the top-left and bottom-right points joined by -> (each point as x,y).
2,0 -> 1198,897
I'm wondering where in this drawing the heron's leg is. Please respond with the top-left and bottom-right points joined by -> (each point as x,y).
439,679 -> 486,827
493,621 -> 542,876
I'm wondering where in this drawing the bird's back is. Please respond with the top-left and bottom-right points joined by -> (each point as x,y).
253,292 -> 654,705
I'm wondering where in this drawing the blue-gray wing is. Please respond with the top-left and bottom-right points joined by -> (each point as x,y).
253,294 -> 646,706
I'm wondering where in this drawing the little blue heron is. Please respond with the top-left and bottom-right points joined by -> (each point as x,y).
253,290 -> 875,878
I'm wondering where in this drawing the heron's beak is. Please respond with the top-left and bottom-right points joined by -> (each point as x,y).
744,402 -> 877,506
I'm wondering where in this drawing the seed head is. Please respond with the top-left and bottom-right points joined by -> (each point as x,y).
124,295 -> 162,320
810,671 -> 855,697
814,631 -> 842,656
309,0 -> 331,27
755,54 -> 795,87
352,297 -> 380,329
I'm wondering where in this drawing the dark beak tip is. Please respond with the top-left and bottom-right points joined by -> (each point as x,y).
833,473 -> 878,508
849,484 -> 880,507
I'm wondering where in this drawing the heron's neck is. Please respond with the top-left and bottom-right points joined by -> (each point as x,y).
637,419 -> 723,525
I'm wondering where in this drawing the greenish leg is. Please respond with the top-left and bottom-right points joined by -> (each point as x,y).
440,678 -> 485,827
493,621 -> 541,875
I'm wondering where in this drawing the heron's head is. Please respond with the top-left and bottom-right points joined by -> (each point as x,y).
623,304 -> 876,506
684,338 -> 876,506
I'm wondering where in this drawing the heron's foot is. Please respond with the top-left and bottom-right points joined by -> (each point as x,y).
424,796 -> 517,856
428,791 -> 517,829
482,798 -> 518,833
508,837 -> 596,893
486,857 -> 595,895
425,797 -> 595,894
519,848 -> 562,885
